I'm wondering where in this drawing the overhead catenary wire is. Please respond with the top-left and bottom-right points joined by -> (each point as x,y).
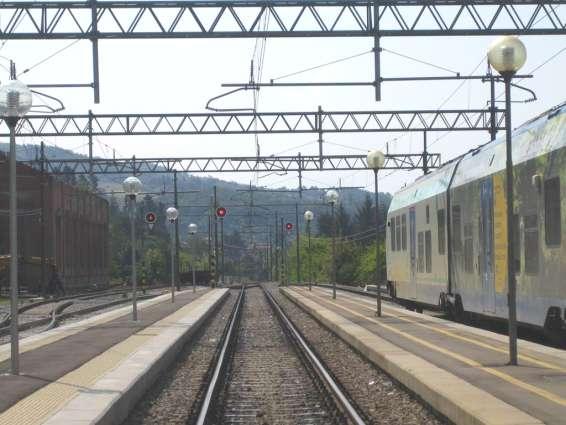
18,39 -> 82,77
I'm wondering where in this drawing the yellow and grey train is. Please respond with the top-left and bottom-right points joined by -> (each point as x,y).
386,102 -> 565,338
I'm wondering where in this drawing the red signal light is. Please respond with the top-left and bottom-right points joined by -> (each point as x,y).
286,222 -> 293,231
216,207 -> 227,218
145,212 -> 156,223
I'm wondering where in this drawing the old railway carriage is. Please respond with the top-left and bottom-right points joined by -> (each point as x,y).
386,102 -> 566,335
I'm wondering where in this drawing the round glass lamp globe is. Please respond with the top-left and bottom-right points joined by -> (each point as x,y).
487,36 -> 526,74
304,210 -> 314,222
367,150 -> 385,169
0,80 -> 33,118
188,223 -> 198,234
325,189 -> 339,205
166,207 -> 179,221
122,176 -> 142,196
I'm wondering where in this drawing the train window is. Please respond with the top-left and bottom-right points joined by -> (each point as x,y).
425,230 -> 432,273
437,209 -> 446,255
524,214 -> 539,274
464,223 -> 474,273
417,232 -> 424,273
426,205 -> 430,224
401,214 -> 407,251
452,205 -> 462,252
395,215 -> 402,251
391,218 -> 396,251
544,177 -> 561,246
513,214 -> 521,273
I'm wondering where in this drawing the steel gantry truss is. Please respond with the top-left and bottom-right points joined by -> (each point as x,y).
23,152 -> 440,175
2,108 -> 504,136
2,1 -> 563,102
1,0 -> 565,39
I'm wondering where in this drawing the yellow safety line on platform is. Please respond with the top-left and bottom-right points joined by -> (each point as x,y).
0,288 -> 208,365
0,289 -> 218,425
299,289 -> 566,408
311,287 -> 566,373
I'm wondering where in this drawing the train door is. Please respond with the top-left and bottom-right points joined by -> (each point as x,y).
409,207 -> 417,299
480,179 -> 495,313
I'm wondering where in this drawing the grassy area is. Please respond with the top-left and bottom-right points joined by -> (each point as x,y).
0,297 -> 9,305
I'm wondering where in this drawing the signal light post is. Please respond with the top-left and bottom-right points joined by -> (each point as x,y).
304,211 -> 314,291
188,223 -> 198,293
216,206 -> 227,285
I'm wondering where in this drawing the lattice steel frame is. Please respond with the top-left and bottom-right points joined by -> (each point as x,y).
23,153 -> 440,174
2,1 -> 563,101
1,1 -> 564,39
3,108 -> 504,136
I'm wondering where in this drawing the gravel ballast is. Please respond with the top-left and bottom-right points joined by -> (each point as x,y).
271,284 -> 446,425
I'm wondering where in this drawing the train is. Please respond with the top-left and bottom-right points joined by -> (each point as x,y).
386,101 -> 566,340
0,152 -> 110,294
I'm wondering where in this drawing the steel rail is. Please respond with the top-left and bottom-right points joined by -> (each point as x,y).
195,286 -> 244,425
264,286 -> 367,425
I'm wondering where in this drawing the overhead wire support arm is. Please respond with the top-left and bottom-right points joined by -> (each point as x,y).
0,1 -> 565,39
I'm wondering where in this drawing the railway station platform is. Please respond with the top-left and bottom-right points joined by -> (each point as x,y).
282,286 -> 566,425
0,287 -> 229,425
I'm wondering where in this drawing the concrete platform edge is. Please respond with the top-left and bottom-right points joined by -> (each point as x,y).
281,288 -> 542,425
40,288 -> 229,425
95,288 -> 229,425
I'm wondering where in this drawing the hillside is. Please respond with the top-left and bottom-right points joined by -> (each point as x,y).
0,143 -> 391,240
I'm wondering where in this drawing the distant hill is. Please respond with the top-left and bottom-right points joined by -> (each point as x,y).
0,143 -> 390,240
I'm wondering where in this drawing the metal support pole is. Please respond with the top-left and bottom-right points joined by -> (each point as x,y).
317,106 -> 324,170
295,203 -> 300,284
423,131 -> 429,175
40,141 -> 46,296
374,169 -> 382,317
489,72 -> 497,141
90,0 -> 100,103
307,221 -> 312,291
173,171 -> 180,290
129,196 -> 138,321
170,221 -> 175,303
281,217 -> 285,285
504,74 -> 518,366
207,200 -> 212,273
8,120 -> 19,375
220,217 -> 224,284
298,152 -> 303,199
275,213 -> 279,282
373,0 -> 381,101
213,186 -> 218,288
331,202 -> 336,300
192,262 -> 196,293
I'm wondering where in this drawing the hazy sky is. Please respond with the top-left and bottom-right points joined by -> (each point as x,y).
5,7 -> 566,195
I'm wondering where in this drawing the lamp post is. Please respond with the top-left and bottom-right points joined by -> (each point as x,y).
325,189 -> 339,299
367,149 -> 386,317
123,176 -> 142,321
188,223 -> 198,293
487,35 -> 526,366
0,77 -> 33,375
304,210 -> 314,291
166,207 -> 179,302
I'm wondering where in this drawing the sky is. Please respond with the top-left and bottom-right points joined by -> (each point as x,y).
4,6 -> 566,196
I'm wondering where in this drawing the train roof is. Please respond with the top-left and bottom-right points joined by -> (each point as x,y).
388,101 -> 566,212
452,101 -> 566,188
388,160 -> 458,214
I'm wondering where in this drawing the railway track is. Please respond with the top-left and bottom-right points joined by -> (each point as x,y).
0,288 -> 166,340
192,285 -> 366,425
